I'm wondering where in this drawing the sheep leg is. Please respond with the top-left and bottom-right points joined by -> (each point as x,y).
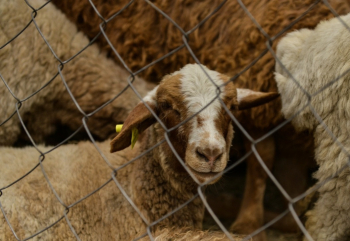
230,133 -> 275,241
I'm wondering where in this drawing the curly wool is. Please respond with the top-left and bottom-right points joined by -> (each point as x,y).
0,140 -> 151,241
0,0 -> 153,146
51,0 -> 350,129
275,13 -> 350,240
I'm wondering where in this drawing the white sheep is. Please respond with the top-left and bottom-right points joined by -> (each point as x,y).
0,0 -> 152,146
0,64 -> 277,240
275,13 -> 350,241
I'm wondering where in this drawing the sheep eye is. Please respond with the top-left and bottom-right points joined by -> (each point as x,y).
160,102 -> 171,110
160,102 -> 181,117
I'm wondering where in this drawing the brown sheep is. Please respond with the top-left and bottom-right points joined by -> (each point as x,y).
50,0 -> 350,240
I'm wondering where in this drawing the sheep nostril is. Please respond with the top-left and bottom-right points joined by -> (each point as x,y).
215,153 -> 223,162
196,149 -> 207,161
196,148 -> 223,164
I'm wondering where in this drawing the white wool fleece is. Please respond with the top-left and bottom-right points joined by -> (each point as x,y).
275,13 -> 350,241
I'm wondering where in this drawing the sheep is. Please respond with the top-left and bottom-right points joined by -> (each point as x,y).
0,0 -> 153,147
0,63 -> 277,240
50,1 -> 350,239
0,140 -> 245,241
275,13 -> 350,241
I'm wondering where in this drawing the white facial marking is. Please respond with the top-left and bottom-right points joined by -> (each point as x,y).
175,64 -> 226,149
142,85 -> 159,107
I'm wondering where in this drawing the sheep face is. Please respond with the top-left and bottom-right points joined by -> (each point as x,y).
153,65 -> 236,184
111,64 -> 279,184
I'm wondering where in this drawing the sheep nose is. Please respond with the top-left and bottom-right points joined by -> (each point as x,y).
196,147 -> 223,167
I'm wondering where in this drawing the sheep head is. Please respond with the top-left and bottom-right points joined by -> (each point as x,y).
275,15 -> 350,132
111,64 -> 279,184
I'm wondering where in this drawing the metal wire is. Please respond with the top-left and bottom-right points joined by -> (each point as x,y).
1,0 -> 349,240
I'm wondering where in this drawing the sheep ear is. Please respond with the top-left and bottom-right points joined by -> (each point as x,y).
110,101 -> 157,153
236,88 -> 280,110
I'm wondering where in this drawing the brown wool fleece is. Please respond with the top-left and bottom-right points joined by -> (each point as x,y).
51,0 -> 350,129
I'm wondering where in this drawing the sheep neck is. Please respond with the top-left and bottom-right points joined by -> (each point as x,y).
131,126 -> 205,229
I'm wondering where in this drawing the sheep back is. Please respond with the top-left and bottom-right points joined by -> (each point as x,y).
0,141 -> 145,240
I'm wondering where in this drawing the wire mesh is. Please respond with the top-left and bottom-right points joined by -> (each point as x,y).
1,0 -> 349,240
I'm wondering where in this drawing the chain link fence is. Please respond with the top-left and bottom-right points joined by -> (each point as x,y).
1,0 -> 349,240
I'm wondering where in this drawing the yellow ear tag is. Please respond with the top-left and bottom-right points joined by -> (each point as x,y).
116,124 -> 123,133
115,124 -> 139,149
